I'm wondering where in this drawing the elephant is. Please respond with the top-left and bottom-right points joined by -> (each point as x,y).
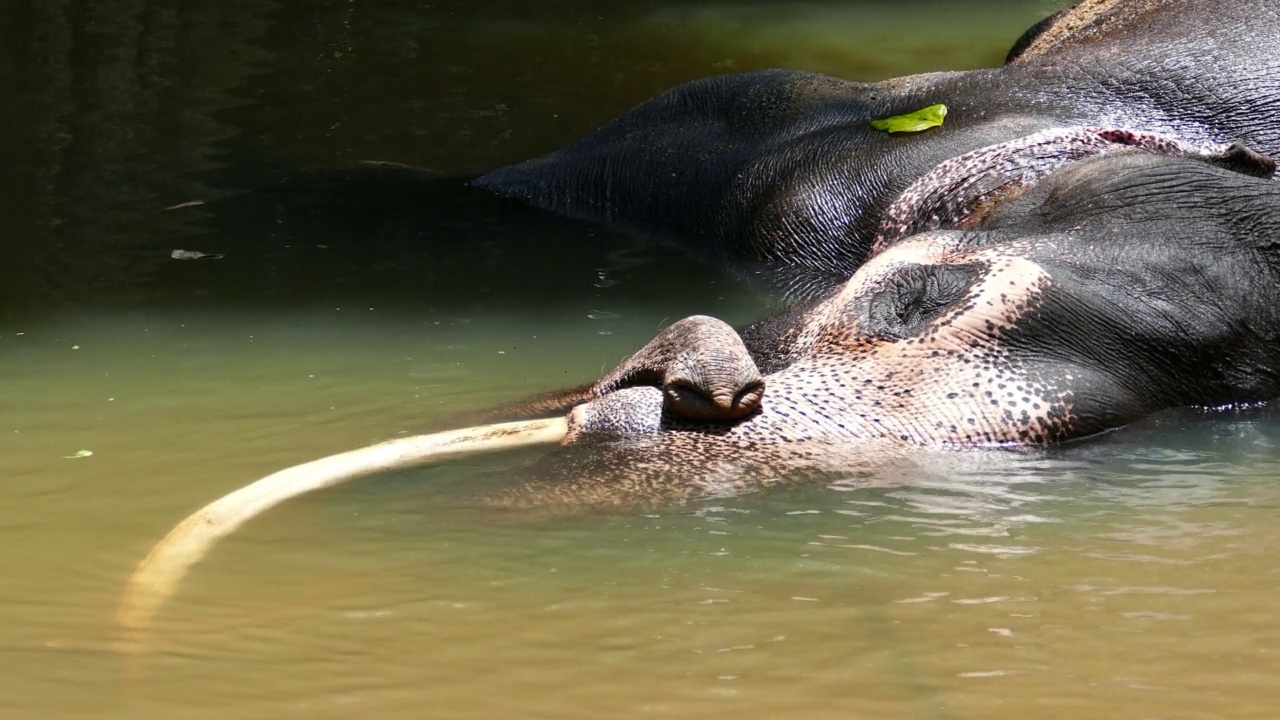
116,0 -> 1280,632
489,146 -> 1280,508
118,142 -> 1280,633
474,0 -> 1280,301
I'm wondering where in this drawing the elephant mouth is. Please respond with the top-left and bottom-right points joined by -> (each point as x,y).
870,126 -> 1276,255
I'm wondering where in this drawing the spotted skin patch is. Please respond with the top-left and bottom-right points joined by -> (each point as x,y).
487,244 -> 1071,510
560,235 -> 1071,454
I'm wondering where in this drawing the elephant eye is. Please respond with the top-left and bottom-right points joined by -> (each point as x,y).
864,263 -> 982,339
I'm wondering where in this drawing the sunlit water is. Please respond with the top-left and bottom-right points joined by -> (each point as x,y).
4,1 -> 1280,718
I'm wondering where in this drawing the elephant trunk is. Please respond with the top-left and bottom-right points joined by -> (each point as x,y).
116,417 -> 568,638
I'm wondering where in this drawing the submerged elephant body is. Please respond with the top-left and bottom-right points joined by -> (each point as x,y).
477,0 -> 1280,299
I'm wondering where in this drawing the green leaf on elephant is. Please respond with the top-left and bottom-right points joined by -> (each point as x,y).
870,104 -> 948,133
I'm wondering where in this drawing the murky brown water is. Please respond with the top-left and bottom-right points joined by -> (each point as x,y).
4,1 -> 1280,718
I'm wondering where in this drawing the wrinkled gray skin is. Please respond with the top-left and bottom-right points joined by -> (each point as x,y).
487,150 -> 1280,509
477,0 -> 1280,300
467,0 -> 1280,508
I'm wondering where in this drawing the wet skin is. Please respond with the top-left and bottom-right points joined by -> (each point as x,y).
463,0 -> 1280,506
476,0 -> 1280,300
488,149 -> 1280,508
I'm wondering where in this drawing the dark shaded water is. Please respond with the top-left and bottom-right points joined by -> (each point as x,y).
4,2 -> 1280,718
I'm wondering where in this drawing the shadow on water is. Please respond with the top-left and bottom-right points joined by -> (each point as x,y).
124,163 -> 708,313
1,0 -> 1048,318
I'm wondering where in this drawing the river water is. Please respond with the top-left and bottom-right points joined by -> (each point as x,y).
3,1 -> 1279,718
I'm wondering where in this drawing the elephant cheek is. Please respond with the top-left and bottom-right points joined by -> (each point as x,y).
565,386 -> 666,444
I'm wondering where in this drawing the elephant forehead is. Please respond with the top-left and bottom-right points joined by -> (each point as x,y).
758,265 -> 1068,445
725,251 -> 1064,445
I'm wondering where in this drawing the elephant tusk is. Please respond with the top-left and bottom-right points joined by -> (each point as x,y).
116,416 -> 568,637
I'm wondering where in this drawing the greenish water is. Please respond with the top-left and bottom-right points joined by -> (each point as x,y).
4,1 -> 1280,718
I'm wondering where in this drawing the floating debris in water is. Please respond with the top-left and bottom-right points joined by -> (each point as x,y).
64,450 -> 94,459
171,249 -> 224,260
958,669 -> 1015,678
163,200 -> 205,211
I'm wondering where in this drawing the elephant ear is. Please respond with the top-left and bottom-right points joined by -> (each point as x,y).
474,69 -> 884,300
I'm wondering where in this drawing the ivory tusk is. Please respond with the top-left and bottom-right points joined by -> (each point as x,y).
116,416 -> 568,635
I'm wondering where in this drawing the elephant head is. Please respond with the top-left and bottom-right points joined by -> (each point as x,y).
487,144 -> 1280,508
